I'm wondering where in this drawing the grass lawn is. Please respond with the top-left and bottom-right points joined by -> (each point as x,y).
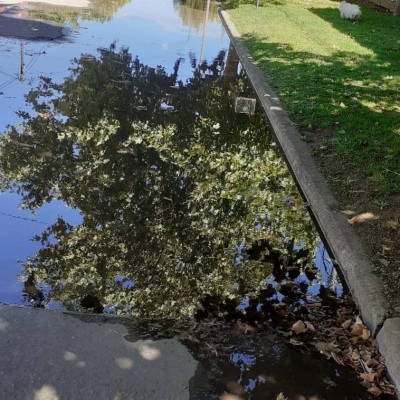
227,0 -> 400,194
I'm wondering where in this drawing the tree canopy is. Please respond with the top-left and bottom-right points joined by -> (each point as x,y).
0,44 -> 319,318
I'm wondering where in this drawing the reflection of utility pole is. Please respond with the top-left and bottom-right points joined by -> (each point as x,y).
224,43 -> 240,78
19,42 -> 25,82
199,0 -> 210,65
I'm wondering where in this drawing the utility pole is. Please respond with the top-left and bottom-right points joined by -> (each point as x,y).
19,41 -> 25,82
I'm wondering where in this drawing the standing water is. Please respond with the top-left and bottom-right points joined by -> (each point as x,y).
0,1 -> 389,399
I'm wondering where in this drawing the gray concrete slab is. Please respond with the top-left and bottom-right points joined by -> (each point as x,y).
0,305 -> 197,400
377,318 -> 400,395
218,9 -> 388,337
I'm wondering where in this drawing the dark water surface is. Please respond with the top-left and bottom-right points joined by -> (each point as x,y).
0,1 -> 376,399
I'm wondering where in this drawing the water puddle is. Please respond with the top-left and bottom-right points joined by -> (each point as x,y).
0,1 -> 393,399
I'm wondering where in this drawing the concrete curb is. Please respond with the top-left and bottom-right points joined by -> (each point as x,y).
377,318 -> 400,391
218,10 -> 400,392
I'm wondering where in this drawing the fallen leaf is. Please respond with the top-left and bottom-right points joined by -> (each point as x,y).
289,338 -> 304,346
328,342 -> 340,353
340,209 -> 356,216
382,244 -> 391,252
351,324 -> 364,336
361,373 -> 377,384
305,321 -> 316,332
315,341 -> 329,354
220,394 -> 243,400
292,320 -> 307,335
380,378 -> 395,395
348,213 -> 379,225
342,319 -> 352,330
308,302 -> 321,308
276,393 -> 286,400
387,220 -> 399,230
331,352 -> 343,365
355,315 -> 364,325
360,359 -> 374,373
362,328 -> 371,340
378,259 -> 390,267
351,348 -> 361,361
367,385 -> 382,396
339,102 -> 346,108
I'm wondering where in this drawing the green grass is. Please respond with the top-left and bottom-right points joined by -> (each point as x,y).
228,1 -> 400,193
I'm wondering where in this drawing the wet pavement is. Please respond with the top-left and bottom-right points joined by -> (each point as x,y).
0,1 -> 388,399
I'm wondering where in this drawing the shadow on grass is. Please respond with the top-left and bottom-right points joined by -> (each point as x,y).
309,7 -> 400,60
241,29 -> 400,192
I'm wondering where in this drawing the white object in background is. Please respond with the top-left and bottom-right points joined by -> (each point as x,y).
339,1 -> 362,20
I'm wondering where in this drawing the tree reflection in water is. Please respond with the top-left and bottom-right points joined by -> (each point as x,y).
0,43 -> 319,318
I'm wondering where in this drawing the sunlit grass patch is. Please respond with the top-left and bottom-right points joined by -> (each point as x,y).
228,2 -> 400,193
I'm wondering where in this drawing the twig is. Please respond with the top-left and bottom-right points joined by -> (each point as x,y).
205,342 -> 218,356
385,168 -> 400,176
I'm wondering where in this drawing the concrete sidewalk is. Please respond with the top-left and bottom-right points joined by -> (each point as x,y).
0,305 -> 197,400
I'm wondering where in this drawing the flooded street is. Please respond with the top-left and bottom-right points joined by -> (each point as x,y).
0,1 -> 386,399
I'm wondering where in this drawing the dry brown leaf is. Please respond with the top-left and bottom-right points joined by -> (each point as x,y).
292,320 -> 307,335
350,336 -> 362,345
355,315 -> 363,325
315,341 -> 329,354
331,352 -> 344,365
331,326 -> 344,336
340,209 -> 357,216
380,378 -> 395,395
351,348 -> 361,361
220,395 -> 243,400
348,213 -> 379,225
308,302 -> 321,308
387,219 -> 399,230
289,338 -> 304,346
305,321 -> 316,332
361,372 -> 377,384
367,385 -> 382,397
360,359 -> 374,373
351,324 -> 364,336
382,244 -> 391,252
362,328 -> 371,340
342,319 -> 352,330
378,258 -> 390,267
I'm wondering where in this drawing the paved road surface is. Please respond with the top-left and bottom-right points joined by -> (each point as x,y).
0,305 -> 197,400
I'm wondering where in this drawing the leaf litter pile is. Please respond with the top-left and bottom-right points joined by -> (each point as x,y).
289,313 -> 394,398
178,278 -> 395,399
